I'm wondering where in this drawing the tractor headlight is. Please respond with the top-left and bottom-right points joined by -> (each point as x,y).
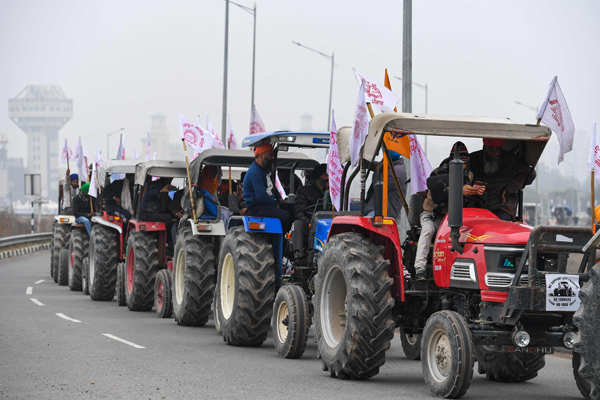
512,330 -> 530,348
563,331 -> 577,349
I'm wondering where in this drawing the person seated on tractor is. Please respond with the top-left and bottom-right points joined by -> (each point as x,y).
69,173 -> 79,191
469,138 -> 536,221
243,142 -> 292,232
142,177 -> 179,248
291,164 -> 330,260
197,165 -> 221,219
228,180 -> 247,216
414,142 -> 485,279
103,176 -> 133,220
73,182 -> 92,235
366,150 -> 408,223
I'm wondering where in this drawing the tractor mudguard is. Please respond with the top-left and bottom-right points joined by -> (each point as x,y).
54,215 -> 75,225
313,218 -> 332,252
242,216 -> 283,234
91,215 -> 123,234
188,218 -> 226,237
128,220 -> 166,232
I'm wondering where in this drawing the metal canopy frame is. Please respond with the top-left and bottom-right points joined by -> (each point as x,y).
241,131 -> 330,149
134,160 -> 188,186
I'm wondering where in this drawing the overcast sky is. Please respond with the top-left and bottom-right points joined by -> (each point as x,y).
1,0 -> 598,177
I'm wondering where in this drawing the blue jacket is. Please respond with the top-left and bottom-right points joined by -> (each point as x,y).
243,161 -> 277,209
199,189 -> 218,218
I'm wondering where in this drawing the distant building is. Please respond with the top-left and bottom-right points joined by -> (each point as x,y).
8,85 -> 73,199
148,113 -> 169,159
300,113 -> 313,131
0,136 -> 25,207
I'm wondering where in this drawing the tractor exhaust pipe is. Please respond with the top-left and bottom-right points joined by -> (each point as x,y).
449,157 -> 464,253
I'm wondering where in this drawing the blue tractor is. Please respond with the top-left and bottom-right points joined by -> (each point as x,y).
215,132 -> 333,358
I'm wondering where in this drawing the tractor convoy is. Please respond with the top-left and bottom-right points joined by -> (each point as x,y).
49,116 -> 599,399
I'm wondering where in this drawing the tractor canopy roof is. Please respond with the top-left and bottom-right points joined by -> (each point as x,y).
98,160 -> 138,177
189,149 -> 319,184
358,112 -> 551,165
134,160 -> 187,186
242,131 -> 330,149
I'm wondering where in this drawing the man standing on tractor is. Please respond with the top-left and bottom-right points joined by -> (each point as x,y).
243,142 -> 291,232
414,142 -> 485,278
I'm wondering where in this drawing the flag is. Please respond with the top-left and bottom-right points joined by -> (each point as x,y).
201,116 -> 224,149
116,131 -> 126,160
274,171 -> 287,200
145,131 -> 151,161
354,69 -> 400,113
590,123 -> 600,181
383,68 -> 410,159
88,159 -> 98,198
250,104 -> 266,135
409,135 -> 432,194
134,149 -> 139,160
227,115 -> 237,149
74,137 -> 87,183
96,150 -> 104,168
327,110 -> 344,211
537,76 -> 575,164
351,81 -> 369,167
61,139 -> 72,164
180,114 -> 212,151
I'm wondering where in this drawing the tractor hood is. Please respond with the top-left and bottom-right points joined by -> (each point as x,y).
457,208 -> 532,245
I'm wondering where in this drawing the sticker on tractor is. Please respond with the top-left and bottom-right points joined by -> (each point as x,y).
545,274 -> 580,312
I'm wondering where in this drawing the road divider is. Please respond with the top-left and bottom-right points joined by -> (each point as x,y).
34,280 -> 44,285
56,313 -> 82,323
26,286 -> 33,295
30,298 -> 44,306
101,333 -> 145,349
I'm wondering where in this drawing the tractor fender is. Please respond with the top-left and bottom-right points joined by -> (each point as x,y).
188,218 -> 226,237
327,216 -> 405,301
128,220 -> 166,232
54,215 -> 75,225
242,216 -> 282,234
91,216 -> 122,234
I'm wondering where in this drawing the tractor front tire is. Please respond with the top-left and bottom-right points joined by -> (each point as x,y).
172,225 -> 216,326
57,247 -> 70,286
272,284 -> 310,359
216,227 -> 275,346
154,269 -> 173,318
476,347 -> 545,383
68,228 -> 88,291
422,310 -> 474,399
315,232 -> 395,380
89,225 -> 119,301
125,231 -> 160,311
573,263 -> 600,399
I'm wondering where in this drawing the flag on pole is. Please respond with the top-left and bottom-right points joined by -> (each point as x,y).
354,69 -> 400,113
200,116 -> 224,149
327,110 -> 343,211
590,123 -> 600,180
227,115 -> 237,149
180,114 -> 212,151
409,135 -> 433,194
351,81 -> 369,167
96,150 -> 104,168
88,158 -> 99,198
537,76 -> 575,164
249,104 -> 266,135
74,136 -> 88,182
145,131 -> 152,161
61,139 -> 72,164
383,69 -> 411,159
116,131 -> 126,160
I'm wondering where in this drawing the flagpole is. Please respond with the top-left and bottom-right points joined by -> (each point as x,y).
592,170 -> 596,234
181,140 -> 198,223
221,0 -> 230,146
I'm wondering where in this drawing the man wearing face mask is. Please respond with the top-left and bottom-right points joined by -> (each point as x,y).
243,142 -> 291,232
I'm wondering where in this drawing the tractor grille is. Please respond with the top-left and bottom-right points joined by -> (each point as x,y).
450,261 -> 476,282
485,272 -> 529,288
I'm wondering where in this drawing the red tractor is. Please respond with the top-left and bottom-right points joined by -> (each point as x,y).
315,114 -> 599,399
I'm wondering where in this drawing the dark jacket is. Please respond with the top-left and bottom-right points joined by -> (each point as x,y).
295,182 -> 328,223
243,161 -> 277,209
73,192 -> 91,219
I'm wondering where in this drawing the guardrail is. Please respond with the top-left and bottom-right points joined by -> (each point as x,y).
0,232 -> 52,259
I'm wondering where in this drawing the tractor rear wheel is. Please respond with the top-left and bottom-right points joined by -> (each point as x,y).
154,269 -> 172,318
53,224 -> 69,283
573,263 -> 600,399
50,223 -> 57,280
125,231 -> 160,311
172,225 -> 216,326
116,262 -> 126,306
57,247 -> 70,286
89,225 -> 119,301
213,289 -> 221,334
216,227 -> 275,346
272,284 -> 310,359
400,329 -> 422,360
68,228 -> 87,291
315,232 -> 395,379
476,347 -> 545,383
422,310 -> 474,399
81,257 -> 90,295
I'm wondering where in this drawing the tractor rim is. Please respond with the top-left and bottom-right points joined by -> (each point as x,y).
320,264 -> 347,348
405,333 -> 419,346
276,300 -> 289,344
427,328 -> 452,383
220,253 -> 235,320
175,248 -> 186,305
126,246 -> 135,294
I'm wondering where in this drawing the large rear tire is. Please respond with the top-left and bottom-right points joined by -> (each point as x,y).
272,284 -> 310,359
315,232 -> 395,379
216,227 -> 275,346
172,225 -> 216,326
422,310 -> 474,399
68,228 -> 87,291
400,329 -> 422,360
154,269 -> 173,318
57,247 -> 70,286
89,225 -> 119,301
476,347 -> 545,382
573,263 -> 600,400
53,224 -> 69,283
125,231 -> 160,311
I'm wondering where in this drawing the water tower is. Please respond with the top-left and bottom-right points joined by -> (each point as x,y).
8,85 -> 73,199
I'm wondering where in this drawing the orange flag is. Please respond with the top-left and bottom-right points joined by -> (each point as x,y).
383,68 -> 410,159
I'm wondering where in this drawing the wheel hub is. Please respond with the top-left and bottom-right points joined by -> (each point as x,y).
428,329 -> 452,383
175,248 -> 186,305
320,265 -> 347,348
276,301 -> 289,343
220,253 -> 235,320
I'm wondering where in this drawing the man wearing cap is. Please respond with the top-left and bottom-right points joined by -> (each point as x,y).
243,142 -> 291,232
73,182 -> 92,235
470,138 -> 536,221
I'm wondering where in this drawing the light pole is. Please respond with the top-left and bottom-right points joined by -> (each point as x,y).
221,0 -> 230,146
402,0 -> 412,113
106,128 -> 122,159
395,76 -> 429,153
230,1 -> 257,115
292,41 -> 334,131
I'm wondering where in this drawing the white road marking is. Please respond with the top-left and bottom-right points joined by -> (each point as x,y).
26,286 -> 33,295
56,313 -> 82,323
34,279 -> 45,285
101,333 -> 145,349
30,298 -> 44,306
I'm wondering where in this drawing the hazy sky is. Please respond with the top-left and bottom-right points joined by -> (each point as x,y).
1,0 -> 598,178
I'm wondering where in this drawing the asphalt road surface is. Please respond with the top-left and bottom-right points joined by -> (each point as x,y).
0,251 -> 584,400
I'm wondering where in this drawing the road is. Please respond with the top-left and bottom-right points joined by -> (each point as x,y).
0,251 -> 583,400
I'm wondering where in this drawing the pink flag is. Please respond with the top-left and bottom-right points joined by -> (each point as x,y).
180,114 -> 212,151
327,110 -> 343,211
354,69 -> 400,113
227,115 -> 237,149
249,104 -> 266,135
200,116 -> 224,149
351,81 -> 369,167
409,135 -> 432,194
537,76 -> 575,164
61,139 -> 72,164
274,171 -> 287,200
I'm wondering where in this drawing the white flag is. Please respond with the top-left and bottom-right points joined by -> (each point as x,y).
61,139 -> 72,164
96,150 -> 104,168
537,76 -> 575,164
250,104 -> 266,135
590,123 -> 600,181
116,130 -> 126,160
145,131 -> 152,161
351,81 -> 369,167
180,114 -> 212,151
227,115 -> 237,149
354,69 -> 400,113
74,136 -> 88,182
327,110 -> 343,211
199,116 -> 224,149
274,171 -> 287,200
88,159 -> 98,198
409,135 -> 432,194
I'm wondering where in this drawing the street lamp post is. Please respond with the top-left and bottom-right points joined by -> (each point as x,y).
292,41 -> 334,131
221,0 -> 230,145
230,1 -> 257,114
514,100 -> 538,113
